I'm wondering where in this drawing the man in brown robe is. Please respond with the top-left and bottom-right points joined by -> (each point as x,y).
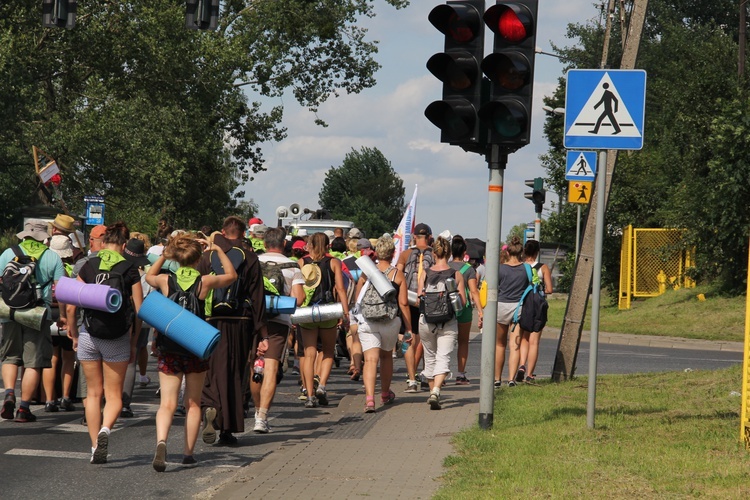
200,216 -> 267,444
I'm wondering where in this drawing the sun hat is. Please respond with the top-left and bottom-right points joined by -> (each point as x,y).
51,214 -> 75,233
301,263 -> 321,289
324,230 -> 335,239
348,228 -> 363,239
413,223 -> 432,236
123,238 -> 151,267
49,234 -> 74,258
69,230 -> 85,249
16,219 -> 50,242
89,225 -> 107,240
356,238 -> 371,250
292,240 -> 306,250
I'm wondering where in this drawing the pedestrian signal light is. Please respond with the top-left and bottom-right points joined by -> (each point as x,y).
425,1 -> 486,153
479,0 -> 538,150
42,0 -> 76,29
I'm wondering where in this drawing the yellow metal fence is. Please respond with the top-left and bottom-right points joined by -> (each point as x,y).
618,226 -> 695,310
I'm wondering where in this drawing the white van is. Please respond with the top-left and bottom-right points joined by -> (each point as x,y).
286,219 -> 354,236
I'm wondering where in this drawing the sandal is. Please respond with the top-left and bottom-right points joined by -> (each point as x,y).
364,397 -> 375,413
381,390 -> 396,405
350,369 -> 360,382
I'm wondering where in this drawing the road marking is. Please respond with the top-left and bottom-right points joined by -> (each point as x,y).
6,448 -> 90,460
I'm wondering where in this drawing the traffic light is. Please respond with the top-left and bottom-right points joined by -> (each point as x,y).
186,0 -> 220,31
524,177 -> 545,213
42,0 -> 76,29
424,1 -> 486,153
479,0 -> 538,150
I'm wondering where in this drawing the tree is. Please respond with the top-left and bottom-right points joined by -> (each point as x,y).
0,0 -> 408,232
318,147 -> 405,237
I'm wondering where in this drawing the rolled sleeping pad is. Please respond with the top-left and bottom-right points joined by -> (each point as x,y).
55,276 -> 122,313
354,255 -> 396,301
290,303 -> 345,325
0,299 -> 47,331
137,291 -> 220,360
407,290 -> 419,308
350,269 -> 362,282
265,295 -> 297,314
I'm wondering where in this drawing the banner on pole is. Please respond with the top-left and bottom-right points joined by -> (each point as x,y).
392,185 -> 418,265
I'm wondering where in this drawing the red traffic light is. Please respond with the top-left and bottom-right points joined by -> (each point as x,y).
484,3 -> 534,43
429,4 -> 483,44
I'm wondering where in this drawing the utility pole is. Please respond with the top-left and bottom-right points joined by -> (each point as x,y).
552,0 -> 649,381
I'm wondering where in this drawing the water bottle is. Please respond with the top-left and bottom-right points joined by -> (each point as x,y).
401,331 -> 412,355
445,278 -> 463,313
252,356 -> 265,383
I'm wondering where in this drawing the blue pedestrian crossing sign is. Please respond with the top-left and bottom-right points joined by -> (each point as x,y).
565,151 -> 597,181
564,69 -> 646,150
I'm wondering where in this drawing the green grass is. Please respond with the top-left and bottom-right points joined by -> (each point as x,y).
546,285 -> 747,343
436,365 -> 750,499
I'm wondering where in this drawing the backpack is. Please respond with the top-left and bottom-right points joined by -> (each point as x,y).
404,247 -> 433,293
358,266 -> 399,322
512,263 -> 549,333
157,273 -> 203,356
458,262 -> 473,309
209,246 -> 249,316
419,268 -> 454,325
82,258 -> 134,340
302,256 -> 335,306
260,260 -> 298,317
1,246 -> 47,309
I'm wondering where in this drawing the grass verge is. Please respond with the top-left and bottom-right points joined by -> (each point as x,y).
546,285 -> 746,343
436,365 -> 750,499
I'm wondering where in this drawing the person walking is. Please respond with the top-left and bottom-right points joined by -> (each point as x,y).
417,236 -> 465,410
494,236 -> 527,387
146,233 -> 237,471
66,222 -> 143,464
517,239 -> 553,382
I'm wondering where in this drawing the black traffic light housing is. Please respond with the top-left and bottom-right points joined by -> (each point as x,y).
42,0 -> 76,29
479,0 -> 538,151
186,0 -> 220,31
425,0 -> 486,154
524,177 -> 545,213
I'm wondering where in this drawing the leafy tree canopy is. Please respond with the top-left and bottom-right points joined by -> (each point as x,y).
318,146 -> 405,237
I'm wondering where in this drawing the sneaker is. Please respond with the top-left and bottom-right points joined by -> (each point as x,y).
515,365 -> 526,383
304,396 -> 318,408
420,380 -> 430,391
316,388 -> 328,406
253,418 -> 270,434
313,375 -> 320,391
59,398 -> 76,412
138,375 -> 151,387
152,441 -> 167,472
182,455 -> 197,465
14,407 -> 37,423
1,393 -> 15,420
91,430 -> 108,464
120,406 -> 134,418
218,431 -> 238,445
508,380 -> 517,387
174,405 -> 186,417
202,407 -> 217,444
455,376 -> 470,386
44,401 -> 59,413
493,380 -> 503,388
428,392 -> 441,410
292,366 -> 300,376
404,381 -> 419,393
298,387 -> 308,401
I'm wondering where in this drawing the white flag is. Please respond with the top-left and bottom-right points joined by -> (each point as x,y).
392,185 -> 418,265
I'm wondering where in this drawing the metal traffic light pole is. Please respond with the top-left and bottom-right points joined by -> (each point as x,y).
479,144 -> 505,430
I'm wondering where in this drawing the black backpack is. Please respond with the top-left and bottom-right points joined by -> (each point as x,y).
419,268 -> 454,325
209,246 -> 248,316
157,273 -> 203,356
82,258 -> 134,340
1,246 -> 47,309
513,263 -> 549,333
404,247 -> 433,293
302,256 -> 335,306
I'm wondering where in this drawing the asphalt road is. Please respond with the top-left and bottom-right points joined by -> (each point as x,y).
0,333 -> 743,499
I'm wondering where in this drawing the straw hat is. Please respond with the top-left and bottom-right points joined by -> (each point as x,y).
49,234 -> 74,258
51,214 -> 75,233
301,263 -> 321,289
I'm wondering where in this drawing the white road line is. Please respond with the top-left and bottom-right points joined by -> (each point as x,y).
5,448 -> 90,460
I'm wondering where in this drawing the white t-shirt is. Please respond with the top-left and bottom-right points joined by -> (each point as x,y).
258,252 -> 304,325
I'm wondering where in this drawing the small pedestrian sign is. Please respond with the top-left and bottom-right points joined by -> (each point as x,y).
565,151 -> 597,181
568,181 -> 592,204
564,69 -> 646,150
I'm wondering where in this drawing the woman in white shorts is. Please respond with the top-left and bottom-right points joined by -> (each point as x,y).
353,235 -> 412,413
494,236 -> 529,387
67,222 -> 143,465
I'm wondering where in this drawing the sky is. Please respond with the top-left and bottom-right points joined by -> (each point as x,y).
242,0 -> 602,240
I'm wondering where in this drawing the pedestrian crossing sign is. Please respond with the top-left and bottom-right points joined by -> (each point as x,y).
565,151 -> 597,181
568,181 -> 592,204
564,69 -> 646,150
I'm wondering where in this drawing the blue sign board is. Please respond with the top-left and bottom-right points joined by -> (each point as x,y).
565,150 -> 597,181
84,196 -> 105,226
564,69 -> 646,150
